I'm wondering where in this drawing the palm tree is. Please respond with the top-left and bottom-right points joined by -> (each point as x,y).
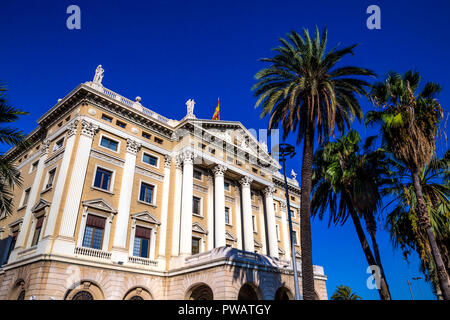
384,151 -> 449,297
331,285 -> 362,300
0,82 -> 28,216
252,26 -> 374,300
311,130 -> 391,300
367,71 -> 450,299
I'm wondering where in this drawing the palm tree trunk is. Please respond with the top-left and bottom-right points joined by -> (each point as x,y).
348,209 -> 389,300
412,169 -> 450,300
299,121 -> 316,300
367,228 -> 391,299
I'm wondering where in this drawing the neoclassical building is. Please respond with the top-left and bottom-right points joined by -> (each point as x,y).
0,66 -> 327,300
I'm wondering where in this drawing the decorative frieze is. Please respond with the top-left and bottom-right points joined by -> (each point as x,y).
90,149 -> 124,167
135,165 -> 164,182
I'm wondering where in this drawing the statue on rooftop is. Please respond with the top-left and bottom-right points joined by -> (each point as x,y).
291,169 -> 297,180
93,65 -> 104,84
186,99 -> 195,117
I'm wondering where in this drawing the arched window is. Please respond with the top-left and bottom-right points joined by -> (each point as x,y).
238,283 -> 260,300
129,296 -> 144,300
72,291 -> 94,300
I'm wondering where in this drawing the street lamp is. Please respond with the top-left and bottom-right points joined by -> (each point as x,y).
275,143 -> 301,300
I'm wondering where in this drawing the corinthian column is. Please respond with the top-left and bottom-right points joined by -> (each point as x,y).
213,164 -> 227,248
179,151 -> 196,256
239,176 -> 254,252
263,186 -> 279,258
171,156 -> 183,256
8,139 -> 52,262
158,155 -> 171,260
206,174 -> 214,250
54,120 -> 98,254
112,138 -> 141,261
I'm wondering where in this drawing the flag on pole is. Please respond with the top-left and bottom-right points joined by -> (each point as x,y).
212,98 -> 220,120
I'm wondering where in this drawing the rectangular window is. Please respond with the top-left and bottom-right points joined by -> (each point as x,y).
225,207 -> 231,225
252,215 -> 257,232
154,137 -> 163,144
143,153 -> 158,167
116,120 -> 126,128
192,197 -> 201,215
94,168 -> 113,191
31,216 -> 44,246
293,230 -> 299,245
31,160 -> 39,172
139,183 -> 154,204
53,138 -> 64,151
6,231 -> 18,261
46,168 -> 56,189
192,237 -> 200,255
276,224 -> 280,241
224,182 -> 230,191
193,170 -> 202,180
133,226 -> 151,258
101,114 -> 113,122
142,132 -> 151,140
22,188 -> 31,207
289,209 -> 294,218
82,214 -> 106,250
100,136 -> 119,152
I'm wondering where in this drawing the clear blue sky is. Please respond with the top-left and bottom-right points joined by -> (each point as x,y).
1,0 -> 449,300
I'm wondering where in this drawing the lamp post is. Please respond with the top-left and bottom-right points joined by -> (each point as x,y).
277,143 -> 301,300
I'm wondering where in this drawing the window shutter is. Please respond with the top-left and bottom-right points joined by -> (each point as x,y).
135,226 -> 151,239
86,215 -> 106,229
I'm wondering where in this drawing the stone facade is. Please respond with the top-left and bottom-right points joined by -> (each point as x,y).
0,66 -> 327,300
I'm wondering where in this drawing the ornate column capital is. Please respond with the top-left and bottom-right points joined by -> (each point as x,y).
212,164 -> 227,177
180,150 -> 197,165
164,155 -> 172,169
175,155 -> 183,170
126,138 -> 141,155
280,201 -> 287,212
40,139 -> 51,155
67,119 -> 79,137
263,186 -> 275,197
80,120 -> 99,138
239,176 -> 253,188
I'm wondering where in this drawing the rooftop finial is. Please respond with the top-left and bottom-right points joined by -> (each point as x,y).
93,65 -> 104,85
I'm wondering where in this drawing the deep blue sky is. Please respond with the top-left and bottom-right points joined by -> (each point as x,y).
1,0 -> 449,300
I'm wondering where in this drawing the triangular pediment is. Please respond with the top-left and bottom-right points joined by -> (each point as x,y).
225,230 -> 237,242
254,239 -> 262,248
82,198 -> 117,214
180,119 -> 280,170
31,198 -> 50,213
192,222 -> 208,234
131,211 -> 161,225
295,251 -> 301,259
278,247 -> 285,255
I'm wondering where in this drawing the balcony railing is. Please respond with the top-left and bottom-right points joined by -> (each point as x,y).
128,256 -> 158,266
74,246 -> 111,260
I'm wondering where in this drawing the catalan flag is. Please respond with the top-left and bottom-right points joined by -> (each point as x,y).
212,98 -> 220,120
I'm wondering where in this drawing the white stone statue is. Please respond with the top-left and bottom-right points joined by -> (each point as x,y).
291,169 -> 297,180
186,99 -> 195,116
93,65 -> 104,84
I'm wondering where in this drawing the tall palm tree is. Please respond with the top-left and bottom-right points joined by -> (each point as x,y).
311,130 -> 391,300
367,71 -> 450,299
331,285 -> 362,300
0,82 -> 28,216
252,26 -> 374,300
384,151 -> 449,297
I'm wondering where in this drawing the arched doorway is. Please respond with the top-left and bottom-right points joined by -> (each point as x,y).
72,291 -> 94,300
185,283 -> 214,300
238,283 -> 260,300
274,287 -> 293,300
123,287 -> 153,300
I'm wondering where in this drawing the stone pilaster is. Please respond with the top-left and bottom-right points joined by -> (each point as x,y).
171,156 -> 183,256
158,155 -> 172,261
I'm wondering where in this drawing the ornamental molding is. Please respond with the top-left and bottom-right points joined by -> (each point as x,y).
131,211 -> 161,225
31,198 -> 51,213
263,186 -> 275,197
192,222 -> 208,235
254,239 -> 262,248
82,198 -> 117,214
126,138 -> 141,155
225,230 -> 237,242
212,164 -> 227,177
80,120 -> 99,138
90,149 -> 124,168
135,165 -> 164,182
225,195 -> 235,204
44,148 -> 65,168
164,155 -> 172,169
193,183 -> 208,194
278,247 -> 285,255
239,176 -> 253,187
67,119 -> 79,137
